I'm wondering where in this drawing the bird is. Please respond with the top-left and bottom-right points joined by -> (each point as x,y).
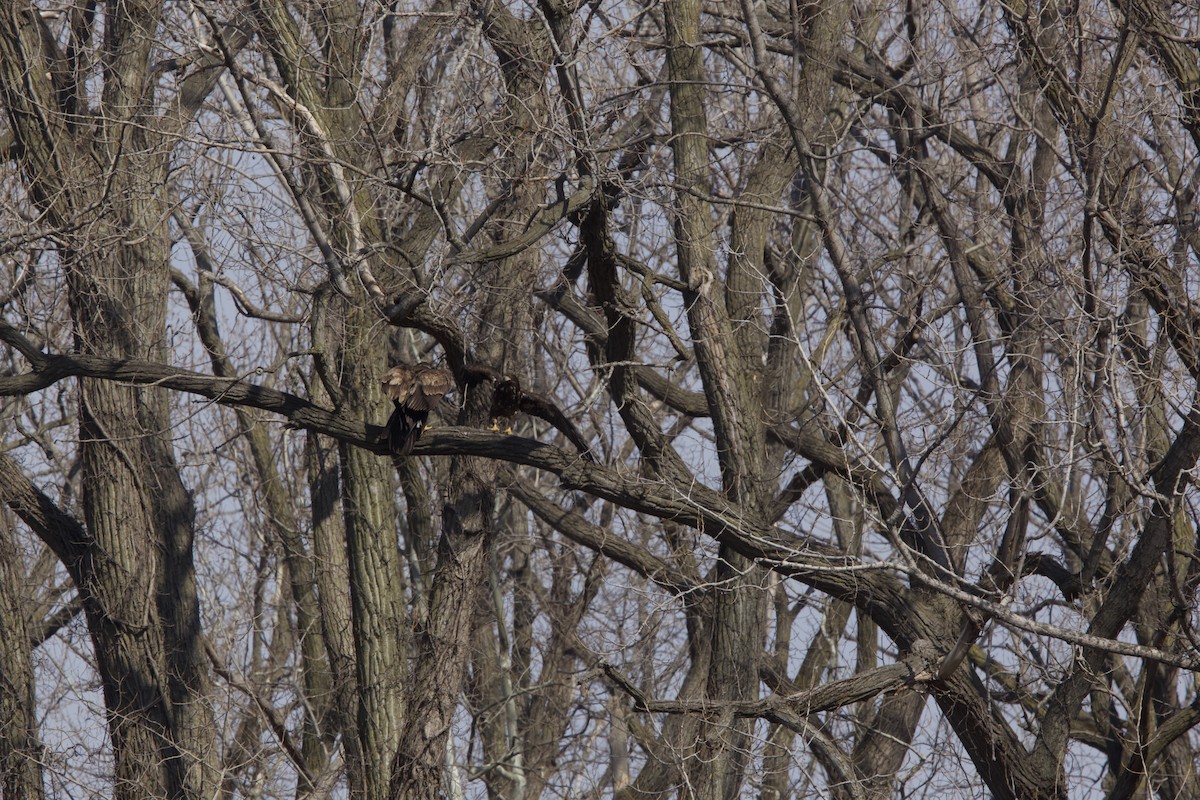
488,378 -> 524,434
488,375 -> 592,460
381,362 -> 454,456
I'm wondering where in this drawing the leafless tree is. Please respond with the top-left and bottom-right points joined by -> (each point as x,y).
2,1 -> 1200,799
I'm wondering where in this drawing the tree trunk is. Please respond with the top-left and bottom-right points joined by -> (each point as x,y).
0,514 -> 43,800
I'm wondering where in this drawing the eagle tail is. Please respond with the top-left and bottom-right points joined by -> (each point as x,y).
386,404 -> 426,456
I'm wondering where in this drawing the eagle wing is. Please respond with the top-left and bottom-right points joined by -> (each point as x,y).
382,363 -> 453,410
380,363 -> 453,456
411,363 -> 453,409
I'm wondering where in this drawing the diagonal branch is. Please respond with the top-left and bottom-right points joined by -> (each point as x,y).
601,642 -> 937,730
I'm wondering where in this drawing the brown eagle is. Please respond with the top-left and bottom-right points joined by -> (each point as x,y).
381,363 -> 453,456
489,376 -> 592,459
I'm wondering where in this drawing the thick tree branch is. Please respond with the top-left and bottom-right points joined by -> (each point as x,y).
602,642 -> 937,729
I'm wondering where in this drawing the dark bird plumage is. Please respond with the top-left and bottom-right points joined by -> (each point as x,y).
381,363 -> 453,456
488,376 -> 592,460
488,379 -> 524,434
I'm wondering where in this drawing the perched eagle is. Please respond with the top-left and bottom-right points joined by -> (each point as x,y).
381,363 -> 453,456
488,376 -> 592,459
488,379 -> 524,434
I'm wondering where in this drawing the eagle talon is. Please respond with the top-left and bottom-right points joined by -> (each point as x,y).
487,375 -> 589,457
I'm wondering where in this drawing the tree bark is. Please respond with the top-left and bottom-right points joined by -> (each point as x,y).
0,513 -> 43,800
